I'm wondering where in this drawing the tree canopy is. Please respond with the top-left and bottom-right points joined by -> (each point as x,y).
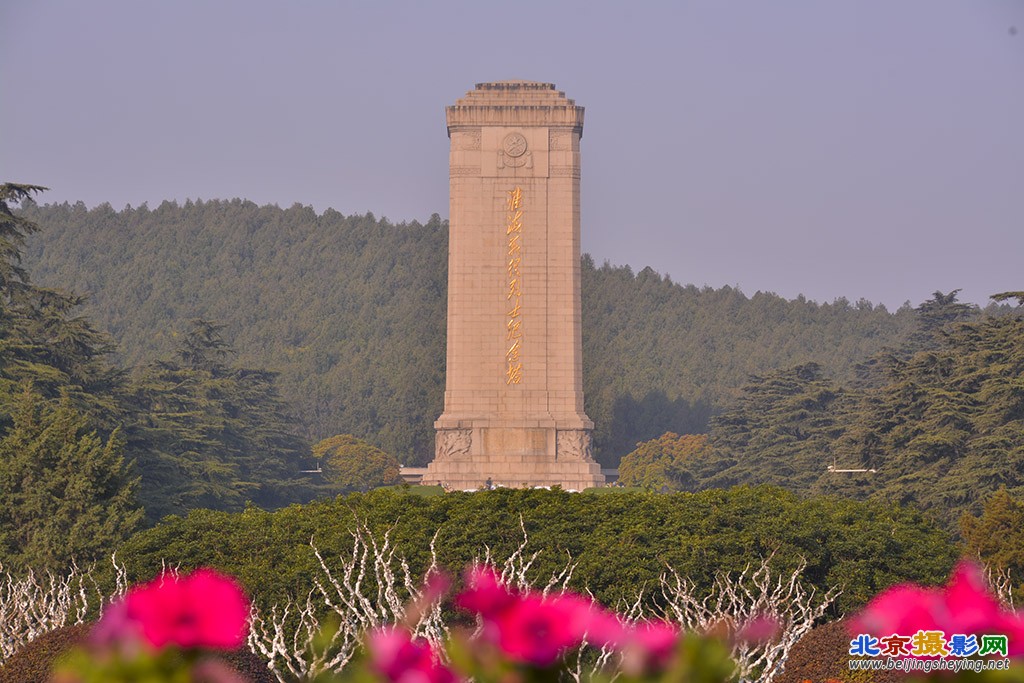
0,387 -> 142,571
617,432 -> 710,491
0,182 -> 142,569
628,294 -> 1024,532
961,488 -> 1024,596
313,434 -> 402,492
127,319 -> 315,522
111,486 -> 958,615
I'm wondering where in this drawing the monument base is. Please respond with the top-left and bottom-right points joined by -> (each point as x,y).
423,424 -> 605,491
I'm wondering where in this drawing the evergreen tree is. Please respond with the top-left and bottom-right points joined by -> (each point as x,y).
693,363 -> 848,491
0,183 -> 139,569
0,386 -> 142,571
961,488 -> 1024,596
0,183 -> 46,296
907,289 -> 978,351
990,291 -> 1024,307
128,319 -> 314,522
684,304 -> 1024,532
0,183 -> 124,430
830,312 -> 1024,527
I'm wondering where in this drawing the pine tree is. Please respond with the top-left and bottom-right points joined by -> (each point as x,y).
908,290 -> 978,351
0,386 -> 142,571
0,183 -> 124,430
694,363 -> 848,490
128,319 -> 313,521
0,183 -> 46,297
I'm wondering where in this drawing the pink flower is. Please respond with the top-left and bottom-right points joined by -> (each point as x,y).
367,626 -> 455,683
620,619 -> 680,674
456,568 -> 627,666
489,593 -> 594,666
122,568 -> 250,650
849,584 -> 946,637
456,567 -> 677,669
421,571 -> 451,605
582,606 -> 630,649
455,566 -> 518,618
942,561 -> 1009,634
943,564 -> 1024,658
90,599 -> 142,651
850,560 -> 1024,657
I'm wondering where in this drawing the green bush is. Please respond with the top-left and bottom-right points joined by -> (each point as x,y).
107,486 -> 958,615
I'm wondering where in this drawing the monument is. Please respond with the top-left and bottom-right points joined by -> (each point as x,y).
422,81 -> 605,490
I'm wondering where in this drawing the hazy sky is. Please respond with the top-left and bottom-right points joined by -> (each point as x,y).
2,1 -> 1022,310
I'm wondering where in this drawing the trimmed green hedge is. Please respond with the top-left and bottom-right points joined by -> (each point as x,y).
109,486 -> 957,614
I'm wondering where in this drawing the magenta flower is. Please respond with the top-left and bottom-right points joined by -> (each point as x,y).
421,571 -> 451,605
488,593 -> 595,666
942,561 -> 1012,635
119,568 -> 250,650
582,606 -> 630,649
850,560 -> 1024,657
849,583 -> 946,638
90,599 -> 142,651
620,619 -> 680,674
455,568 -> 628,666
455,566 -> 519,618
367,626 -> 455,683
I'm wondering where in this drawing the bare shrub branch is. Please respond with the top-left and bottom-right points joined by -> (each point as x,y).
986,565 -> 1015,609
659,557 -> 840,683
4,525 -> 841,683
0,557 -> 127,665
247,524 -> 447,682
478,516 -> 577,596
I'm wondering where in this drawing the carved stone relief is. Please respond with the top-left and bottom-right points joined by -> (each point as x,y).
549,130 -> 571,151
498,132 -> 533,169
456,129 -> 482,150
436,429 -> 472,460
556,430 -> 594,462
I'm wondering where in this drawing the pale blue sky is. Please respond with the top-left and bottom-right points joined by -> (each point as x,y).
2,1 -> 1022,309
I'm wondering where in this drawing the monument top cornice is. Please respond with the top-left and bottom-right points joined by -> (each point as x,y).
446,81 -> 585,137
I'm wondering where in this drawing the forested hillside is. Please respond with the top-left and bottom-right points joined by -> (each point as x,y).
621,297 -> 1024,530
21,200 -> 925,465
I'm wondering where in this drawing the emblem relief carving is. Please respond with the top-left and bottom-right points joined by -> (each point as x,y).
498,132 -> 533,169
556,430 -> 594,462
436,429 -> 472,460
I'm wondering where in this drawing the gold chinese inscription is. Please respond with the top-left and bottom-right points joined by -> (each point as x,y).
506,186 -> 524,384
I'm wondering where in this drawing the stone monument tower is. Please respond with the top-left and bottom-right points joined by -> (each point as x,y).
423,81 -> 605,490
